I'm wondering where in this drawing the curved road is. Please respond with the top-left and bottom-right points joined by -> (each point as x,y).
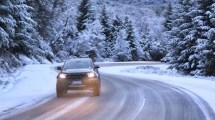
5,64 -> 215,120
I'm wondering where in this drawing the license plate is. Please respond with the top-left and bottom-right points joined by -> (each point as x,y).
72,80 -> 82,85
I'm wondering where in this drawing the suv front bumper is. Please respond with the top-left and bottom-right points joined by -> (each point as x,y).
57,77 -> 100,90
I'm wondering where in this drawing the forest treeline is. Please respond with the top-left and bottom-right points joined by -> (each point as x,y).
1,0 -> 214,76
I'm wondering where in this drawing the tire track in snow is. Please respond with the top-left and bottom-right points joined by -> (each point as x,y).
105,75 -> 146,120
32,97 -> 89,120
56,76 -> 128,120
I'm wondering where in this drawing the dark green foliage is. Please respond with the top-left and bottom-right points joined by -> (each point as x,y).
124,17 -> 139,61
205,0 -> 215,75
12,1 -> 36,55
0,0 -> 54,73
193,0 -> 215,75
25,0 -> 52,41
0,0 -> 16,49
26,0 -> 65,42
76,0 -> 93,32
167,0 -> 215,76
100,6 -> 113,58
163,3 -> 173,32
112,15 -> 123,33
0,0 -> 21,71
172,0 -> 197,74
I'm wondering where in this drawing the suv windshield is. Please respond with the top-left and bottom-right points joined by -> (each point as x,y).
63,59 -> 93,69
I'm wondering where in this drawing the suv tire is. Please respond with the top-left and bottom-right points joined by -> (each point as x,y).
56,79 -> 68,97
93,83 -> 100,96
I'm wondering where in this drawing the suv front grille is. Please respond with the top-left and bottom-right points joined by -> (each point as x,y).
66,73 -> 87,79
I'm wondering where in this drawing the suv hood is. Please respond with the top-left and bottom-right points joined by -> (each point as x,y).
62,69 -> 93,74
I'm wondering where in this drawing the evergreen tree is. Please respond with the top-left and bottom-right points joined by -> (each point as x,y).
50,15 -> 77,59
76,0 -> 94,32
168,0 -> 215,76
192,0 -> 215,75
26,0 -> 65,42
11,0 -> 54,63
0,0 -> 21,71
112,15 -> 123,33
0,0 -> 16,50
167,2 -> 183,67
204,0 -> 215,75
124,17 -> 139,61
168,0 -> 198,74
162,2 -> 173,55
111,16 -> 131,61
65,19 -> 103,61
100,6 -> 113,58
11,1 -> 38,55
140,31 -> 152,61
163,3 -> 173,32
113,29 -> 131,61
0,0 -> 54,73
62,0 -> 95,58
112,15 -> 123,53
174,0 -> 197,74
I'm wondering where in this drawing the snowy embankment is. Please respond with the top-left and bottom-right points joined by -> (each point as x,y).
0,64 -> 59,118
0,62 -> 215,118
100,64 -> 215,114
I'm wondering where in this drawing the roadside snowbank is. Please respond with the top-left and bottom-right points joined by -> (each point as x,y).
0,64 -> 58,119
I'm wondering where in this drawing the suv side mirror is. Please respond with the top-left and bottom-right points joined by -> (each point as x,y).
94,65 -> 100,69
57,66 -> 62,71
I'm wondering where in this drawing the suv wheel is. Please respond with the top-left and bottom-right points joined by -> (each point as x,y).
56,90 -> 65,97
93,83 -> 100,96
56,79 -> 68,97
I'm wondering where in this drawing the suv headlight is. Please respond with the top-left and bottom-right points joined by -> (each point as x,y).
59,73 -> 67,79
87,72 -> 96,78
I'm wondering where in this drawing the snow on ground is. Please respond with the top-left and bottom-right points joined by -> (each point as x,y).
0,64 -> 59,119
0,62 -> 215,119
99,64 -> 215,114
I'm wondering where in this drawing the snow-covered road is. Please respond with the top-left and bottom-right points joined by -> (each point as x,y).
1,62 -> 215,120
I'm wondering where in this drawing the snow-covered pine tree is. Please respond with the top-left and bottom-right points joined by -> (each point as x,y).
0,0 -> 15,50
167,2 -> 183,68
111,16 -> 131,61
168,0 -> 197,74
161,2 -> 173,62
76,0 -> 94,33
66,0 -> 96,58
163,3 -> 173,32
11,1 -> 35,54
25,0 -> 65,42
162,2 -> 173,52
173,0 -> 198,74
26,0 -> 67,62
192,0 -> 215,75
168,0 -> 215,76
113,28 -> 131,61
204,0 -> 215,75
112,15 -> 123,33
10,0 -> 52,64
51,17 -> 77,60
111,15 -> 123,49
75,20 -> 104,61
87,20 -> 105,61
124,16 -> 139,61
0,0 -> 21,71
100,5 -> 113,58
140,31 -> 152,61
